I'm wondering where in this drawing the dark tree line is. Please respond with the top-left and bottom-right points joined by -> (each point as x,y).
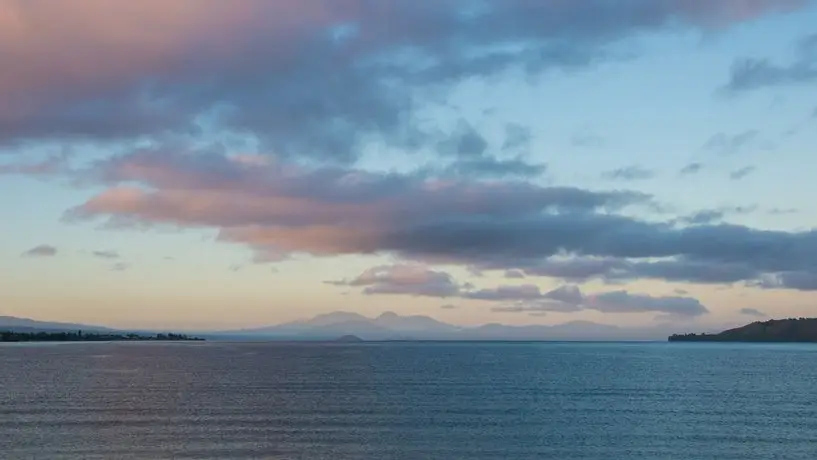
0,330 -> 204,342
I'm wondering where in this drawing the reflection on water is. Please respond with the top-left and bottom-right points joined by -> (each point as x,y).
2,341 -> 817,459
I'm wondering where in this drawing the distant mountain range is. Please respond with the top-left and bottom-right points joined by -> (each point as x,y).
1,312 -> 732,341
222,311 -> 702,341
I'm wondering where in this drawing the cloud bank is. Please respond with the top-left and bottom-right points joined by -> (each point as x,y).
1,0 -> 806,157
64,146 -> 817,291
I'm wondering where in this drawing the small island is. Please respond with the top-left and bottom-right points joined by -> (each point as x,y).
334,334 -> 365,343
0,330 -> 204,343
669,318 -> 817,343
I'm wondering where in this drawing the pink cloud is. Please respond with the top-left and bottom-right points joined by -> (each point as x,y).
64,145 -> 817,291
0,0 -> 804,148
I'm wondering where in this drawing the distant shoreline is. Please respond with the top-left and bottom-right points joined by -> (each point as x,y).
0,331 -> 204,343
669,318 -> 817,343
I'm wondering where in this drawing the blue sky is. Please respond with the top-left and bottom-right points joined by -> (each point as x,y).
1,0 -> 816,330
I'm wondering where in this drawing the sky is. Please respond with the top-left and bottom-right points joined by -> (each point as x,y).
1,0 -> 816,331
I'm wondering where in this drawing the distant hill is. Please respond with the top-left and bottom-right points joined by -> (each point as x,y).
669,318 -> 817,342
0,316 -> 114,333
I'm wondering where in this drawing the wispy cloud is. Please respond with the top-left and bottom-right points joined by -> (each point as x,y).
601,166 -> 654,181
703,130 -> 759,155
21,245 -> 57,257
739,307 -> 767,317
110,262 -> 129,272
725,32 -> 817,92
92,250 -> 120,259
678,162 -> 704,176
729,165 -> 756,180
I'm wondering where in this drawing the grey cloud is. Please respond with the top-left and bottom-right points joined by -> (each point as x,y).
21,245 -> 58,257
679,205 -> 758,224
481,254 -> 779,287
588,291 -> 708,316
435,121 -> 545,178
382,216 -> 817,279
502,124 -> 532,152
439,122 -> 488,158
768,207 -> 798,215
329,264 -> 461,298
544,284 -> 584,305
679,162 -> 704,176
92,250 -> 120,259
504,269 -> 526,279
682,209 -> 727,225
601,166 -> 654,181
110,262 -> 130,272
336,263 -> 701,316
443,156 -> 547,178
754,271 -> 817,291
571,129 -> 607,148
703,130 -> 759,155
491,300 -> 581,314
2,0 -> 806,159
725,33 -> 817,92
739,307 -> 767,317
730,165 -> 756,180
464,284 -> 545,301
0,154 -> 72,176
492,285 -> 707,317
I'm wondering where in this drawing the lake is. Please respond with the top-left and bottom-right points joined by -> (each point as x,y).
2,341 -> 816,459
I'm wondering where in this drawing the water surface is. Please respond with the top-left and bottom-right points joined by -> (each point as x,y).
2,341 -> 816,459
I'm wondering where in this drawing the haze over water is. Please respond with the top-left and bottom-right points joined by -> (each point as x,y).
3,342 -> 816,459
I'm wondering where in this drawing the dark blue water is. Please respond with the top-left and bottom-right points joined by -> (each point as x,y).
2,341 -> 816,459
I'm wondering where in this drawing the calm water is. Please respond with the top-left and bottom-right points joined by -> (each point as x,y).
1,342 -> 817,459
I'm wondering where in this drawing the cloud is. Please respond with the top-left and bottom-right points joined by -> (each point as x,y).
571,130 -> 607,148
725,32 -> 817,91
65,146 -> 817,290
679,162 -> 704,176
504,269 -> 526,279
328,264 -> 461,298
489,284 -> 707,317
332,263 -> 707,316
678,205 -> 758,224
21,244 -> 57,257
739,307 -> 767,317
92,250 -> 120,259
442,156 -> 547,179
502,124 -> 532,152
0,153 -> 72,176
464,284 -> 547,301
729,165 -> 756,180
0,0 -> 805,157
753,271 -> 817,291
703,130 -> 759,155
585,290 -> 708,316
110,262 -> 130,272
481,254 -> 779,287
601,166 -> 654,181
